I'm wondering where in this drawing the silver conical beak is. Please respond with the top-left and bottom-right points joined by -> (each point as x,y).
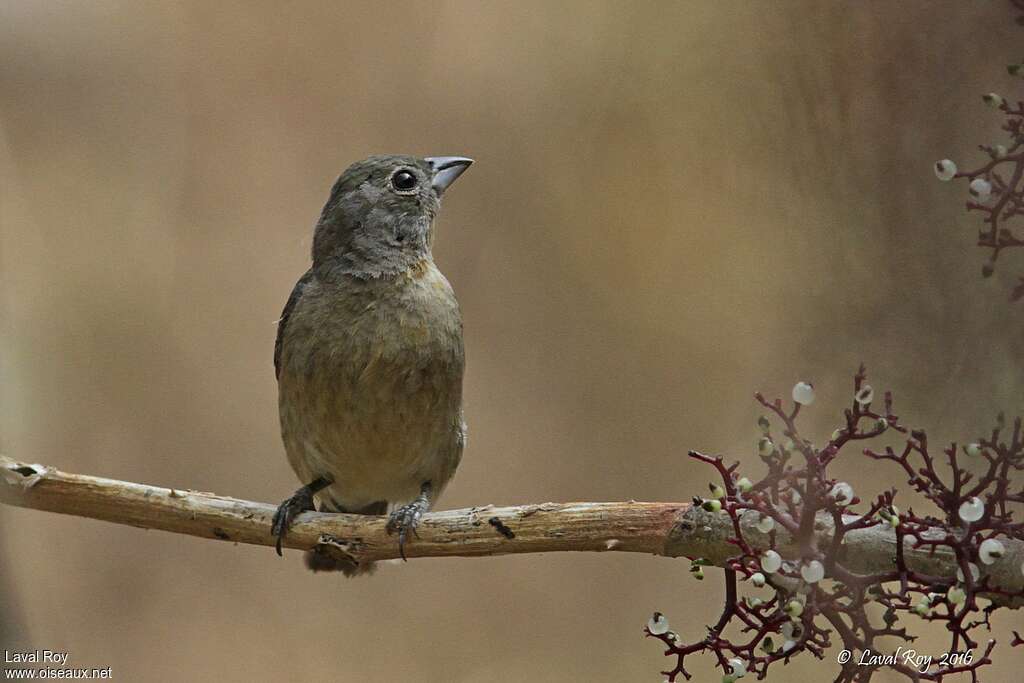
426,156 -> 473,195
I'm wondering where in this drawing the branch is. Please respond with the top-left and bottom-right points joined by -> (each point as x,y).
0,455 -> 681,561
1,454 -> 1022,600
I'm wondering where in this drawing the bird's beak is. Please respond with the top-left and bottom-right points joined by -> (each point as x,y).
426,156 -> 473,195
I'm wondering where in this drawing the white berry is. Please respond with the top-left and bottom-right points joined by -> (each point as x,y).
958,497 -> 985,523
727,658 -> 747,678
969,178 -> 992,202
934,159 -> 957,181
979,538 -> 1005,565
829,482 -> 854,506
760,550 -> 782,573
801,560 -> 825,583
956,562 -> 980,582
647,612 -> 670,635
792,381 -> 815,405
983,93 -> 1005,108
855,385 -> 874,405
756,515 -> 775,534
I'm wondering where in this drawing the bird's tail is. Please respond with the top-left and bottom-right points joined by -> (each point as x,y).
304,500 -> 388,576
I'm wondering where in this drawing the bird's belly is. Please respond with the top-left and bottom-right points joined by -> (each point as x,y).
278,338 -> 463,510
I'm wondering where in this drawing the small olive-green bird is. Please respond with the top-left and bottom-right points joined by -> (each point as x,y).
272,154 -> 472,574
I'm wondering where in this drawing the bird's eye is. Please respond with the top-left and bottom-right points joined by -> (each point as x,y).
391,170 -> 417,191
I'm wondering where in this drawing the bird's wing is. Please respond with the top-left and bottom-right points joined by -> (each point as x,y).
274,268 -> 315,380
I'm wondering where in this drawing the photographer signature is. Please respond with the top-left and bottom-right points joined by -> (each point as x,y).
837,647 -> 973,673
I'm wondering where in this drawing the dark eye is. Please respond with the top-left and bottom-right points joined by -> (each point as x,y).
391,170 -> 417,191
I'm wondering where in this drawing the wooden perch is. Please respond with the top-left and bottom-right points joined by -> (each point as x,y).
1,454 -> 1022,602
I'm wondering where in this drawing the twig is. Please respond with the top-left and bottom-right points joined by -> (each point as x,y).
2,454 -> 1022,593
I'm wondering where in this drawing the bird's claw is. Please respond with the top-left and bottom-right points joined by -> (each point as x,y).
386,486 -> 431,561
272,477 -> 331,556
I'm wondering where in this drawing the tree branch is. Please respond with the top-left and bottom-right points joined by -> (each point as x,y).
1,454 -> 1022,602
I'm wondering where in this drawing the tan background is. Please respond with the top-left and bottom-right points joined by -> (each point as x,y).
2,2 -> 1023,681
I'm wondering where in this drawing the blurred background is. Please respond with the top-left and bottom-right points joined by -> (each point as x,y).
2,2 -> 1023,681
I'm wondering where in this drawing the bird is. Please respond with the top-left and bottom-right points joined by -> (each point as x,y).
271,154 -> 472,575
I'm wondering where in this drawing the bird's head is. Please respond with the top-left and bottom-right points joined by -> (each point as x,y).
311,154 -> 473,279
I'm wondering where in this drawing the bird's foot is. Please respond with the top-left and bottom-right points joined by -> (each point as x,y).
386,481 -> 432,561
272,476 -> 332,556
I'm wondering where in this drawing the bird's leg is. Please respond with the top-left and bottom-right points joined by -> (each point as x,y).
272,475 -> 332,556
386,481 -> 432,561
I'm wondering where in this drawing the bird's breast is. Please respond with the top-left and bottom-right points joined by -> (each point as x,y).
277,262 -> 464,504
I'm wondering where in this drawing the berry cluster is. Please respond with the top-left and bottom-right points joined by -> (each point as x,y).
646,367 -> 1023,682
934,70 -> 1024,300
